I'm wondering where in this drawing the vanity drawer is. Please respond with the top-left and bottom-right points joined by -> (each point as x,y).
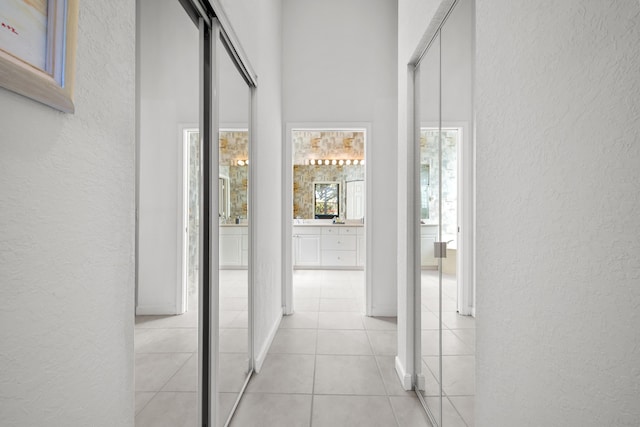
339,227 -> 359,235
322,250 -> 357,266
322,235 -> 356,251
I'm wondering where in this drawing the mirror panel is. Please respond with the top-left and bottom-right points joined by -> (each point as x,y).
439,0 -> 475,424
418,30 -> 443,426
217,35 -> 251,426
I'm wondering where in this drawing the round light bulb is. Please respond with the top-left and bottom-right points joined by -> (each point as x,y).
353,159 -> 359,165
324,160 -> 330,165
338,160 -> 344,165
237,160 -> 244,166
359,159 -> 365,165
346,159 -> 352,165
245,159 -> 249,165
310,159 -> 315,165
331,159 -> 337,165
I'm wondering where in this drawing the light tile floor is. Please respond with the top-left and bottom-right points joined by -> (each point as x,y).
419,270 -> 475,427
135,270 -> 250,427
230,269 -> 433,427
135,269 -> 474,426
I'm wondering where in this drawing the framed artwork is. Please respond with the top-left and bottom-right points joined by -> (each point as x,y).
0,0 -> 78,113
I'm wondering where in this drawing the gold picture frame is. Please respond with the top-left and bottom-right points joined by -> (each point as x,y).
0,0 -> 78,113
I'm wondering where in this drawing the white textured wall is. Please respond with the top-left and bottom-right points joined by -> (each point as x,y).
0,1 -> 136,425
476,1 -> 640,425
282,0 -> 399,315
137,0 -> 199,314
218,0 -> 285,367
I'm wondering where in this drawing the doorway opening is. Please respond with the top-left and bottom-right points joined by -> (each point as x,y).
284,127 -> 370,317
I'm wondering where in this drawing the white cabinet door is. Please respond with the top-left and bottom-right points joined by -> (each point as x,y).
295,235 -> 321,266
220,234 -> 243,266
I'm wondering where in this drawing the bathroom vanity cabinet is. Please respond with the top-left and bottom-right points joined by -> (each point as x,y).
220,225 -> 248,268
293,225 -> 364,269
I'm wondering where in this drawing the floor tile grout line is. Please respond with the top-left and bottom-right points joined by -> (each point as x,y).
134,390 -> 159,419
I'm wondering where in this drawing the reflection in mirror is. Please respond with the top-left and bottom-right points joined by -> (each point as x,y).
417,29 -> 443,427
314,182 -> 339,219
291,130 -> 365,221
217,34 -> 251,426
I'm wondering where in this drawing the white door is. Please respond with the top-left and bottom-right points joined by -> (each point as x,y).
346,180 -> 365,220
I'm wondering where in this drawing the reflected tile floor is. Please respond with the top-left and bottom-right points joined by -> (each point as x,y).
231,270 -> 433,427
420,270 -> 475,427
135,270 -> 249,427
135,269 -> 474,426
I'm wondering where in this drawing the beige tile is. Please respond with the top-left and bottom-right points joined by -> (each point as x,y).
162,353 -> 197,392
293,297 -> 320,311
367,330 -> 397,355
280,311 -> 319,329
451,328 -> 475,349
135,392 -> 156,415
423,355 -> 475,396
314,355 -> 386,395
247,354 -> 315,394
230,393 -> 311,427
135,352 -> 191,391
421,311 -> 440,330
389,396 -> 433,427
220,328 -> 248,353
220,297 -> 248,311
363,316 -> 397,330
318,312 -> 364,330
312,395 -> 397,427
135,328 -> 198,353
319,298 -> 362,312
135,392 -> 197,427
269,329 -> 317,354
449,396 -> 474,427
219,353 -> 251,393
316,330 -> 372,355
442,312 -> 476,329
375,356 -> 414,396
421,330 -> 473,356
321,286 -> 357,299
219,392 -> 240,426
424,396 -> 467,427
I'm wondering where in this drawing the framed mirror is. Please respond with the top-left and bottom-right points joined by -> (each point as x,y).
314,182 -> 339,219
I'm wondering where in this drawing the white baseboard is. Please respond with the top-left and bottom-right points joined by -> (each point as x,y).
254,308 -> 283,373
136,305 -> 179,315
395,356 -> 413,391
369,306 -> 398,317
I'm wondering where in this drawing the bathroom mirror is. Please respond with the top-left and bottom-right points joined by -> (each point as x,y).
217,32 -> 252,426
314,182 -> 339,219
291,130 -> 365,219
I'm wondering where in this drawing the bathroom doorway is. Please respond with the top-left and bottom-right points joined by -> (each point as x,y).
283,126 -> 371,316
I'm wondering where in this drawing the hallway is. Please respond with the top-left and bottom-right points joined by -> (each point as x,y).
231,270 -> 430,426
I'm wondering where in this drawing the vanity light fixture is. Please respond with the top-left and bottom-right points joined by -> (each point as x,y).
310,158 -> 364,165
236,159 -> 249,166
